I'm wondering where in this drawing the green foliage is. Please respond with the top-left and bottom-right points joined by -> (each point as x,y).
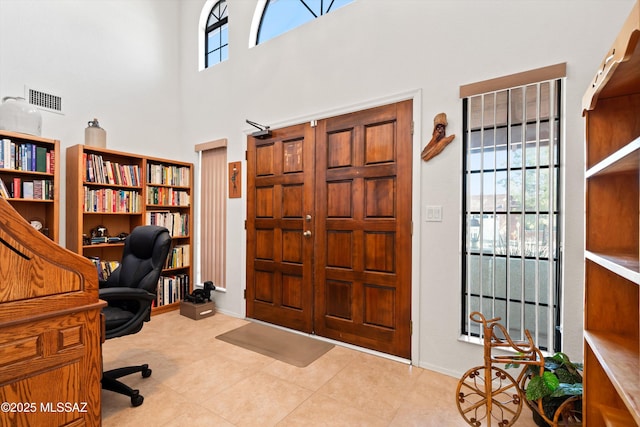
509,352 -> 583,402
526,371 -> 560,401
551,383 -> 583,398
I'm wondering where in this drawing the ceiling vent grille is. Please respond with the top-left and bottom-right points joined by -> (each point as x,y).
25,86 -> 64,114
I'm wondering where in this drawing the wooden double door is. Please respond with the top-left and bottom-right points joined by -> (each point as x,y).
246,100 -> 412,358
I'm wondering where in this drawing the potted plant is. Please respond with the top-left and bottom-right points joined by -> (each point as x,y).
509,352 -> 583,426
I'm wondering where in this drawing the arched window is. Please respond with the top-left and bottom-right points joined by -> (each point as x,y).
256,0 -> 353,45
205,0 -> 228,67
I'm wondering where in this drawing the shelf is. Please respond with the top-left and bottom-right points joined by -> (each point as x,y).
583,1 -> 640,111
0,131 -> 59,243
67,144 -> 193,315
4,198 -> 54,203
163,266 -> 190,273
585,251 -> 640,285
151,301 -> 179,315
586,136 -> 640,178
83,243 -> 125,250
585,331 -> 640,424
83,181 -> 142,189
0,169 -> 54,177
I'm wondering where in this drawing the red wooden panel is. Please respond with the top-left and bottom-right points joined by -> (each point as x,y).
364,232 -> 395,273
255,271 -> 274,303
283,139 -> 304,173
255,229 -> 274,260
255,186 -> 274,218
282,184 -> 304,218
364,284 -> 395,328
327,181 -> 352,218
282,274 -> 303,309
282,230 -> 303,264
364,121 -> 395,164
365,177 -> 396,218
326,231 -> 352,269
325,280 -> 352,320
327,130 -> 353,168
256,144 -> 274,176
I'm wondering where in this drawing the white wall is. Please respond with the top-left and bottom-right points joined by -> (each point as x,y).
0,0 -> 186,238
177,0 -> 634,376
1,0 -> 635,378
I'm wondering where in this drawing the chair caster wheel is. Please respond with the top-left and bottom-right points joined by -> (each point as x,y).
131,392 -> 144,407
142,368 -> 152,378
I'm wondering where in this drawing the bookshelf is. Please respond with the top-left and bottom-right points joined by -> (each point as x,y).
145,156 -> 193,314
66,145 -> 193,313
0,130 -> 59,242
582,1 -> 640,426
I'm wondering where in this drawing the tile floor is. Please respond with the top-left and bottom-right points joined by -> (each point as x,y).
102,311 -> 539,426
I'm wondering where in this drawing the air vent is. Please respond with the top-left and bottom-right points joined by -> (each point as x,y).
25,86 -> 64,114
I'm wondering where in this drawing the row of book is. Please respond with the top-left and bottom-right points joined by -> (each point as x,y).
0,177 -> 53,199
88,257 -> 189,307
166,244 -> 190,269
146,187 -> 190,206
147,163 -> 190,187
83,188 -> 141,213
84,153 -> 141,186
88,258 -> 120,282
146,211 -> 189,237
156,273 -> 190,307
0,139 -> 55,173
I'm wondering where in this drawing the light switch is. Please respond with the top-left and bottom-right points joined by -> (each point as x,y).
425,205 -> 442,222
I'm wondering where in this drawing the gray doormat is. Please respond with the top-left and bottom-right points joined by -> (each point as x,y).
216,322 -> 334,367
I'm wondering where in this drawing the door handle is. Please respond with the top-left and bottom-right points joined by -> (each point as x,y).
303,230 -> 312,237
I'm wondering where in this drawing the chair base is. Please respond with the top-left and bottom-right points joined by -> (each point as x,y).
102,364 -> 152,407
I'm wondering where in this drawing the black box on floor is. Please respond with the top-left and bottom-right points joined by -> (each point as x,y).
180,300 -> 215,320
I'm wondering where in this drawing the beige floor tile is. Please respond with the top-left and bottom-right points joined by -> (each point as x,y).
102,311 -> 541,427
102,379 -> 190,426
260,345 -> 356,391
160,402 -> 236,427
205,371 -> 313,427
316,352 -> 422,423
277,393 -> 387,427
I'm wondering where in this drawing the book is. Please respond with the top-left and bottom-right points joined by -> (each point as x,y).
33,180 -> 43,199
0,179 -> 8,198
36,146 -> 47,172
22,181 -> 34,199
12,177 -> 20,198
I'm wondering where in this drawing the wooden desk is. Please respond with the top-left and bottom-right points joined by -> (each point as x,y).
0,198 -> 105,426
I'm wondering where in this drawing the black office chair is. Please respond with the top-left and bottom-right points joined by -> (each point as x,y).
100,225 -> 171,407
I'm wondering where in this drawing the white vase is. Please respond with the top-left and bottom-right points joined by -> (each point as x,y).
0,96 -> 42,136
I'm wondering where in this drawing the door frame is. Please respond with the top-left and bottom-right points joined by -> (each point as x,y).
240,89 -> 423,363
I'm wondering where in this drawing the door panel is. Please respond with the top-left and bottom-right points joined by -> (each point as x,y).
314,100 -> 412,358
246,100 -> 412,358
246,123 -> 315,333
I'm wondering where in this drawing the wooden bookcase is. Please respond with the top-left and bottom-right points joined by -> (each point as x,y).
66,144 -> 193,313
0,130 -> 59,242
583,1 -> 640,426
145,155 -> 194,314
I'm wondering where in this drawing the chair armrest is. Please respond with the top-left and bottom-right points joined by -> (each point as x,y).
99,287 -> 156,303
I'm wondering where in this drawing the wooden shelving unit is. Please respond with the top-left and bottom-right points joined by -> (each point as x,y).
0,130 -> 59,242
66,144 -> 193,313
145,155 -> 193,315
583,1 -> 640,425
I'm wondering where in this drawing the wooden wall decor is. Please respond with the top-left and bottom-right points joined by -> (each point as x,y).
229,161 -> 241,198
421,112 -> 456,161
